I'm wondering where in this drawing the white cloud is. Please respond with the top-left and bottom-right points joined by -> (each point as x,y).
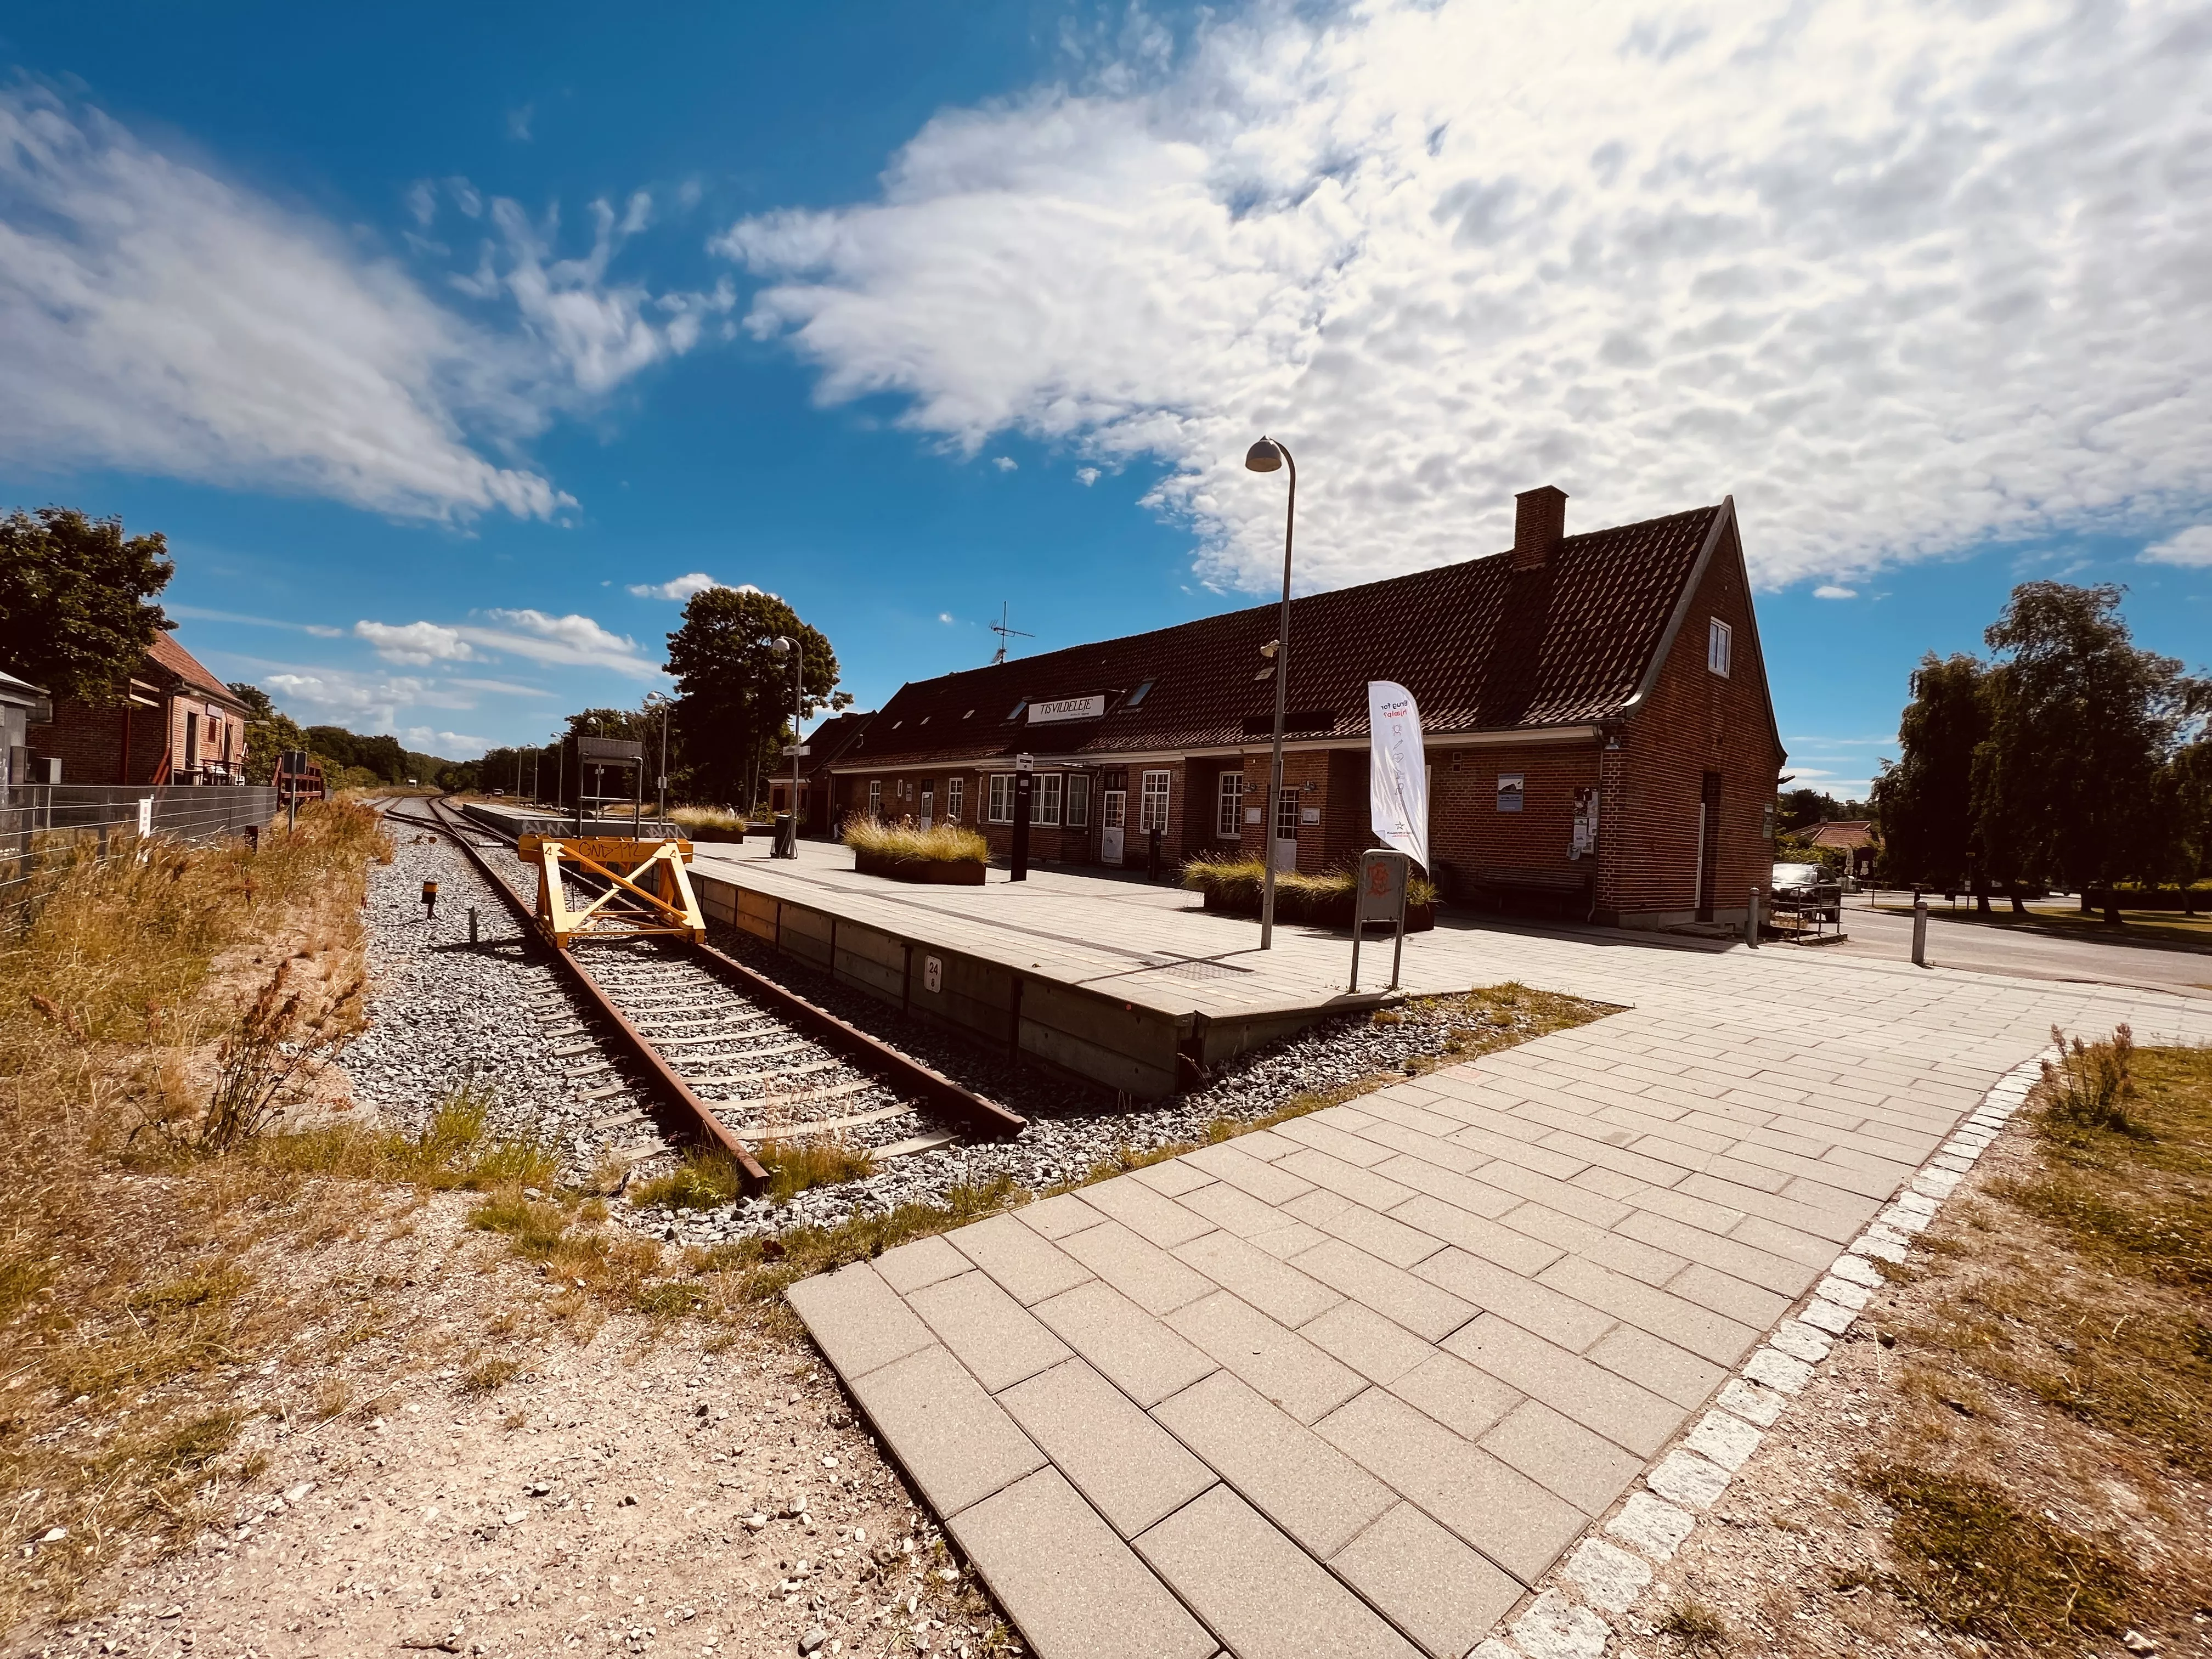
1812,585 -> 1858,600
992,455 -> 1018,471
473,608 -> 663,678
354,619 -> 479,665
627,572 -> 725,600
262,669 -> 439,727
0,89 -> 719,522
718,0 -> 2212,595
1075,466 -> 1100,486
401,725 -> 489,756
939,611 -> 955,623
2141,526 -> 2212,568
449,677 -> 555,697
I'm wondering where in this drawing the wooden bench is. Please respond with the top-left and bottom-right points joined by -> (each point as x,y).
1446,863 -> 1594,918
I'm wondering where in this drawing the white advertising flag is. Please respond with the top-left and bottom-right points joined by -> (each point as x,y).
1368,680 -> 1429,871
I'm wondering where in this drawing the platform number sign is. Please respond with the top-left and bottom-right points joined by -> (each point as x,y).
923,954 -> 943,995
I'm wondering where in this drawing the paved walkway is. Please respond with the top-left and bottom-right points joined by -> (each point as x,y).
783,859 -> 2212,1659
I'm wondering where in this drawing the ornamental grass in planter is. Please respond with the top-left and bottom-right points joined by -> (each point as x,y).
669,804 -> 747,842
1181,851 -> 1440,931
843,817 -> 990,885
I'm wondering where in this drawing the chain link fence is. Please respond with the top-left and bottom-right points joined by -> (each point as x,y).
0,784 -> 279,910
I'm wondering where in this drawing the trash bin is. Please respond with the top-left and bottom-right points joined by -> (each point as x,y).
773,812 -> 797,859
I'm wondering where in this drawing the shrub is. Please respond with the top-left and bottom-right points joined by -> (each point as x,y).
2038,1024 -> 2138,1133
843,817 -> 989,865
669,805 -> 746,832
1181,853 -> 1438,917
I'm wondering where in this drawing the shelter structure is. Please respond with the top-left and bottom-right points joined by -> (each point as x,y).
829,489 -> 1785,928
26,627 -> 252,787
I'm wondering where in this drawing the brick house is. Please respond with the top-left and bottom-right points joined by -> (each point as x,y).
1804,820 -> 1877,878
27,627 -> 253,786
769,708 -> 877,835
828,489 -> 1786,927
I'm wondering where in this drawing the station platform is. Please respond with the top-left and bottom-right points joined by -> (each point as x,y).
455,799 -> 687,841
682,839 -> 1420,1099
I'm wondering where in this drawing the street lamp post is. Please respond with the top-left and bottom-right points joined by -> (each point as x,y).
1245,436 -> 1296,950
644,692 -> 672,832
770,636 -> 804,857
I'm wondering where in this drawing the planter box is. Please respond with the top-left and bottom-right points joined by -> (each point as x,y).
854,847 -> 986,886
1199,887 -> 1436,933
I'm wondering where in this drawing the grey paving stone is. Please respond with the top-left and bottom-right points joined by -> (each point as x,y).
1560,1536 -> 1652,1613
1288,1189 -> 1448,1269
1534,1255 -> 1760,1366
1154,1369 -> 1396,1556
1177,1178 -> 1299,1240
1301,1301 -> 1437,1387
946,1467 -> 1217,1659
1280,1146 -> 1419,1212
1131,1158 -> 1216,1198
1715,1376 -> 1785,1426
1182,1139 -> 1316,1205
1389,1350 -> 1522,1441
1511,1588 -> 1611,1659
998,1359 -> 1217,1538
1173,1229 -> 1343,1326
908,1269 -> 1074,1393
1605,1489 -> 1695,1560
1276,1113 -> 1402,1168
1290,1237 -> 1478,1342
1135,1483 -> 1422,1659
1033,1279 -> 1218,1407
1389,1203 -> 1566,1283
1352,1116 -> 1498,1177
1249,1218 -> 1330,1260
873,1233 -> 972,1296
1079,1175 -> 1218,1248
1016,1191 -> 1111,1241
1317,1385 -> 1586,1585
1479,1398 -> 1645,1515
1684,1408 -> 1763,1471
1584,1324 -> 1729,1409
1415,1249 -> 1617,1352
1644,1448 -> 1730,1510
846,1344 -> 1046,1517
785,1261 -> 934,1380
1663,1260 -> 1796,1327
1331,1502 -> 1522,1659
1443,1316 -> 1687,1458
1165,1290 -> 1367,1425
1060,1218 -> 1217,1314
951,1211 -> 1095,1305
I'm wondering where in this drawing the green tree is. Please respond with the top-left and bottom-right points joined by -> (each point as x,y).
1872,653 -> 1989,898
1979,583 -> 2202,924
226,681 -> 309,786
0,507 -> 174,703
664,589 -> 848,807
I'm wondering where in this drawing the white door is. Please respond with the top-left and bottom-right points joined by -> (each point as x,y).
1271,787 -> 1299,872
919,787 -> 933,831
1100,789 -> 1126,866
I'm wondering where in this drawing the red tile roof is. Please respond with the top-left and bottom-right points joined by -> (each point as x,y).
1805,820 -> 1875,849
145,629 -> 247,708
842,503 -> 1726,768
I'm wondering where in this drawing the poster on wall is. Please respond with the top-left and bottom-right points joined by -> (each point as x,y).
1570,786 -> 1598,859
1495,774 -> 1524,813
1367,680 -> 1430,870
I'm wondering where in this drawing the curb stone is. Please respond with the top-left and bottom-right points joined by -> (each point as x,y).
1466,1046 -> 2052,1659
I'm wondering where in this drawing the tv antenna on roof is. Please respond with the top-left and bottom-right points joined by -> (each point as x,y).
989,601 -> 1033,665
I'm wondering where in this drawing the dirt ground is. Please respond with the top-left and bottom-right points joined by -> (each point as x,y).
9,1193 -> 1003,1659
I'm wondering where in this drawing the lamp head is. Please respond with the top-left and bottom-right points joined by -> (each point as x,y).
770,636 -> 792,659
1245,437 -> 1284,473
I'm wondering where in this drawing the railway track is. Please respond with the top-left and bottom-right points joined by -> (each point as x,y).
380,797 -> 1022,1200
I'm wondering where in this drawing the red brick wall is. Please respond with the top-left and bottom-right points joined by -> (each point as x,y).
1604,519 -> 1783,922
28,699 -> 165,785
1427,741 -> 1602,896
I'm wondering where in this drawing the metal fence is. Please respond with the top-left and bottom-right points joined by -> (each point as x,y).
0,783 -> 279,907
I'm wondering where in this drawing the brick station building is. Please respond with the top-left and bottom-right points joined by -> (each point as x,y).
27,627 -> 252,786
826,488 -> 1785,928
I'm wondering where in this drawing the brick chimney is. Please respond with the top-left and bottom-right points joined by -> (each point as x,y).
1512,485 -> 1567,571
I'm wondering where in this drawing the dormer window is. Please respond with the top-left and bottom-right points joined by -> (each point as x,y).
1006,699 -> 1028,721
963,709 -> 974,719
1123,678 -> 1155,709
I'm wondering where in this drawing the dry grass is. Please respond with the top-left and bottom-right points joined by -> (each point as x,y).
667,804 -> 746,833
1180,851 -> 1442,912
841,817 -> 989,865
1838,1031 -> 2212,1651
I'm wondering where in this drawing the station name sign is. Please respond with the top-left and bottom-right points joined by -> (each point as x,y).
1027,694 -> 1107,725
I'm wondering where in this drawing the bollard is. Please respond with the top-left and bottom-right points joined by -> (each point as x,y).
1746,888 -> 1760,949
422,878 -> 439,920
1911,894 -> 1928,966
469,906 -> 479,946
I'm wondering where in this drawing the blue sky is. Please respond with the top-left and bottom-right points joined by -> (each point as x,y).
3,0 -> 2207,799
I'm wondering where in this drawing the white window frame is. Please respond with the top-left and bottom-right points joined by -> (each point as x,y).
1065,774 -> 1090,828
945,777 -> 964,823
1217,771 -> 1245,838
1139,770 -> 1171,833
1035,773 -> 1063,826
988,774 -> 1014,823
1275,786 -> 1299,839
1708,617 -> 1733,678
867,780 -> 882,819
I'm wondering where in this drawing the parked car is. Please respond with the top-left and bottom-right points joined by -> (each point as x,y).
1770,862 -> 1843,922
